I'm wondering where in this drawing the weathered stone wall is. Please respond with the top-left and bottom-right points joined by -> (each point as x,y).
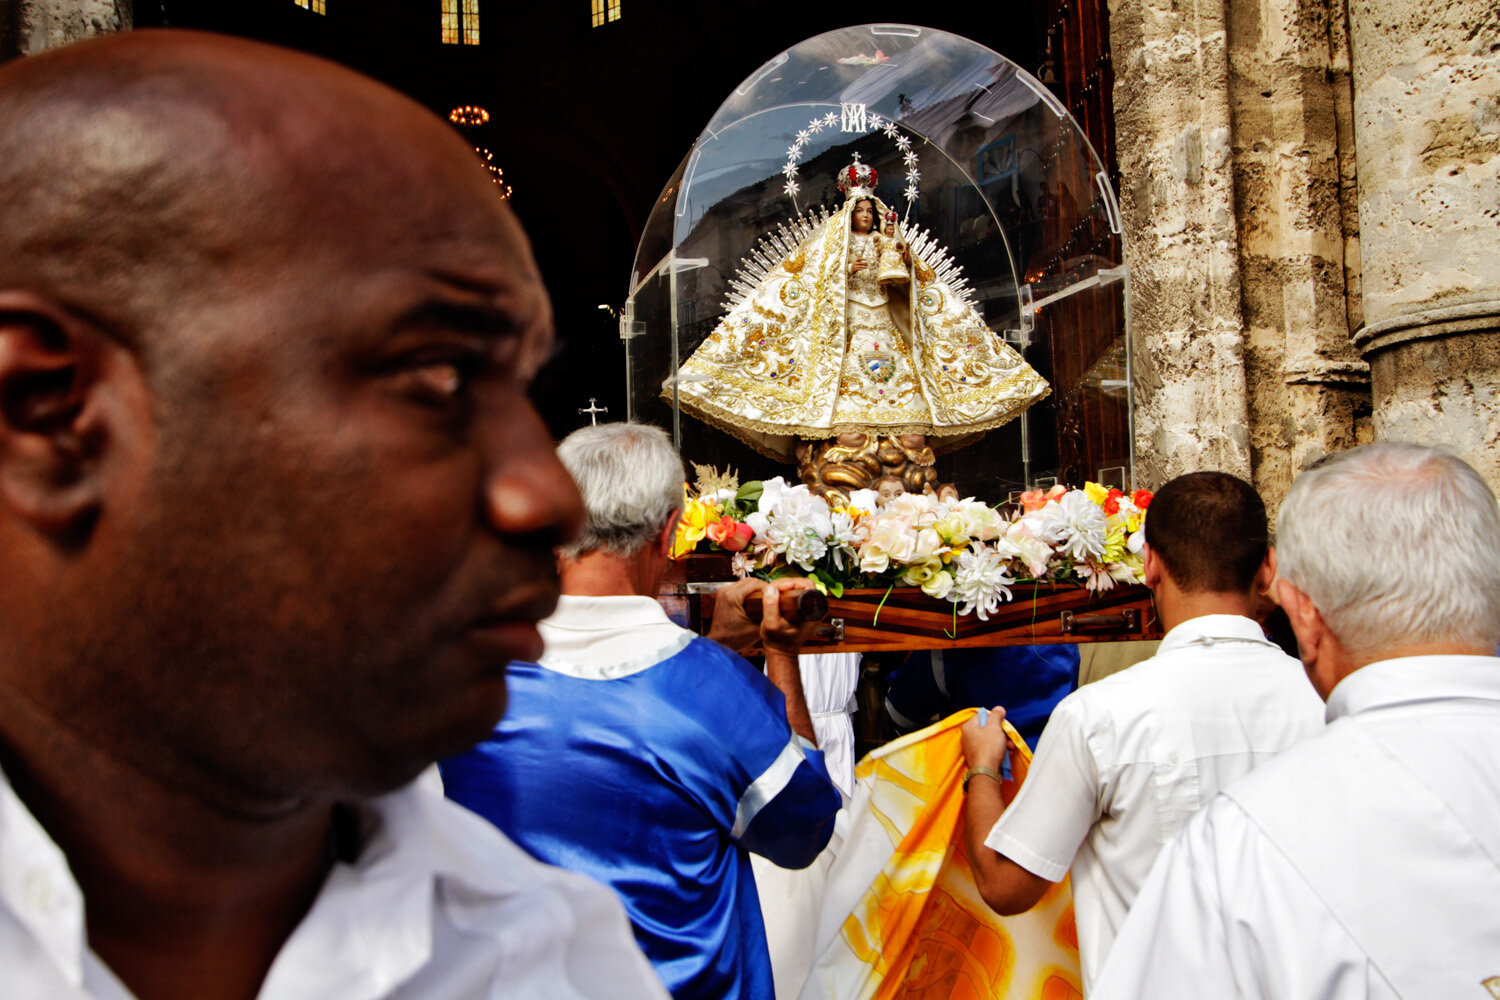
1226,0 -> 1370,512
1111,0 -> 1255,490
1349,0 -> 1500,487
1111,0 -> 1500,504
0,0 -> 127,60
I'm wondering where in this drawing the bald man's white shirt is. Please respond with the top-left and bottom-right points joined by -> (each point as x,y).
1093,655 -> 1500,999
0,767 -> 669,1000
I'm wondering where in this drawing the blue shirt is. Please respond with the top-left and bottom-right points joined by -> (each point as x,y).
885,644 -> 1080,749
441,597 -> 839,1000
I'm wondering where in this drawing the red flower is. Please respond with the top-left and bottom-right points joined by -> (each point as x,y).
1131,489 -> 1153,510
706,515 -> 754,553
1103,488 -> 1124,516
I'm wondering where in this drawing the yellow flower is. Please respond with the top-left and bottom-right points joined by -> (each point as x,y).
1100,525 -> 1127,564
1083,481 -> 1110,506
671,497 -> 714,559
901,557 -> 954,599
934,512 -> 969,546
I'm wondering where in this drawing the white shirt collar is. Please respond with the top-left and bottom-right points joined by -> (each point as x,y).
536,595 -> 694,679
1155,614 -> 1273,656
543,594 -> 673,633
1325,654 -> 1500,724
0,767 -> 557,999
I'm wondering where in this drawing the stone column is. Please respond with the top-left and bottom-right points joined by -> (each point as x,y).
1110,0 -> 1255,489
1225,0 -> 1371,511
1348,0 -> 1500,487
1,0 -> 128,61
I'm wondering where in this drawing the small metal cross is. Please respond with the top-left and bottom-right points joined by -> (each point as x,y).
578,397 -> 608,425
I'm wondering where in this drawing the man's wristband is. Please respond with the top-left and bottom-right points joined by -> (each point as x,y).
962,766 -> 1003,793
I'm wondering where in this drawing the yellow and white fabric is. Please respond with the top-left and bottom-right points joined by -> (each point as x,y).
787,709 -> 1084,1000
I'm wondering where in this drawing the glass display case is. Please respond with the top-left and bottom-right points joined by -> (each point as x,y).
624,23 -> 1131,499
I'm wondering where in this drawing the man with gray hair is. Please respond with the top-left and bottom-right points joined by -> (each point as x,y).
1094,443 -> 1500,997
442,422 -> 841,1000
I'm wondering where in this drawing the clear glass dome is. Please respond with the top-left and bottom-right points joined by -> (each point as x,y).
624,23 -> 1131,498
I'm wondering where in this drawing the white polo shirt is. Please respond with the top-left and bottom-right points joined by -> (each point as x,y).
983,613 -> 1324,989
0,766 -> 669,1000
1093,654 -> 1500,998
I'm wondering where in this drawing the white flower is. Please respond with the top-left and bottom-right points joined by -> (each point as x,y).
1004,519 -> 1055,579
1109,559 -> 1141,585
748,479 -> 832,572
773,522 -> 827,570
782,162 -> 799,178
827,509 -> 861,571
783,179 -> 800,197
1076,561 -> 1115,594
1038,490 -> 1108,562
903,150 -> 919,167
910,526 -> 944,562
886,492 -> 940,527
948,499 -> 1005,541
860,516 -> 918,573
847,488 -> 880,514
948,545 -> 1015,620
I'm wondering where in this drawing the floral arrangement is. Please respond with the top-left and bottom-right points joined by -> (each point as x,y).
673,475 -> 1153,622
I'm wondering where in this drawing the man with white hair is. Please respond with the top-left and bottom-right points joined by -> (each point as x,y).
442,422 -> 841,1000
1094,443 -> 1500,997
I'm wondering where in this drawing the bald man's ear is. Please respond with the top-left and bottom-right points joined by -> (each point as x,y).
0,293 -> 109,540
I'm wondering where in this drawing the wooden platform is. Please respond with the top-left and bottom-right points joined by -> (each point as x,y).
664,554 -> 1163,653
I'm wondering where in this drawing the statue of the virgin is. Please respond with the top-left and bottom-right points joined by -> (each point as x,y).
671,159 -> 1049,491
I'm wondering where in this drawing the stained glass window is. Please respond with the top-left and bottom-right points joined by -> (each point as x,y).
591,0 -> 620,27
441,0 -> 480,45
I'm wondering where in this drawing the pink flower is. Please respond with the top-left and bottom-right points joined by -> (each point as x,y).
1018,484 -> 1067,513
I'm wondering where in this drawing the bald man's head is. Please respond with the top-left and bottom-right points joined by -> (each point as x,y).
0,30 -> 517,366
0,30 -> 582,802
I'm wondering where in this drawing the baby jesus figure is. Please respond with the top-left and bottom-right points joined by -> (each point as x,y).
875,209 -> 910,287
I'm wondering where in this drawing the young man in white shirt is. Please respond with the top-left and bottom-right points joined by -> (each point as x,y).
1093,444 -> 1500,998
959,471 -> 1324,991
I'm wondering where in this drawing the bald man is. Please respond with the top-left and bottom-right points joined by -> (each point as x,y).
0,30 -> 666,1000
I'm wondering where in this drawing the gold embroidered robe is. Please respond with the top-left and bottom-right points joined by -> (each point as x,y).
670,198 -> 1049,459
